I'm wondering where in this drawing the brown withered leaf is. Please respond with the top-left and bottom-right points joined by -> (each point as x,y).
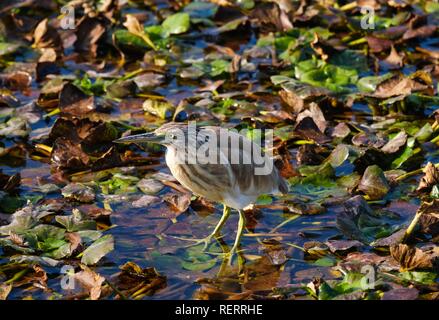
285,198 -> 325,215
366,36 -> 393,53
339,252 -> 401,274
294,267 -> 338,282
342,252 -> 388,267
194,283 -> 252,300
417,162 -> 439,193
59,83 -> 95,116
371,228 -> 406,247
296,144 -> 326,166
0,71 -> 32,90
90,147 -> 125,172
8,232 -> 25,246
256,110 -> 294,124
296,103 -> 327,133
37,77 -> 65,109
132,195 -> 161,208
48,117 -> 120,160
78,204 -> 112,221
260,239 -> 288,265
382,288 -> 419,300
0,283 -> 12,300
66,232 -> 81,252
38,48 -> 57,63
415,47 -> 439,60
250,2 -> 293,33
279,80 -> 330,114
73,265 -> 105,300
294,117 -> 330,145
331,123 -> 351,140
381,131 -> 407,154
417,200 -> 439,238
14,265 -> 48,289
390,244 -> 435,271
311,33 -> 345,61
195,80 -> 225,93
74,16 -> 107,57
279,89 -> 304,114
380,46 -> 404,70
242,255 -> 283,292
133,73 -> 165,90
115,262 -> 166,297
163,192 -> 192,216
33,18 -> 62,53
352,132 -> 386,148
369,73 -> 432,99
51,137 -> 90,175
325,240 -> 363,253
106,80 -> 137,99
0,172 -> 20,193
357,0 -> 381,10
303,241 -> 329,258
276,148 -> 297,179
403,15 -> 437,41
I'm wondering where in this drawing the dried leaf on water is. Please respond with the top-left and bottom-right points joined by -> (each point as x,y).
417,162 -> 439,193
390,244 -> 437,271
73,265 -> 105,300
115,262 -> 166,298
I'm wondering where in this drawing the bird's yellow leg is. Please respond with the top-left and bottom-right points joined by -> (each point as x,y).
196,205 -> 231,250
168,205 -> 231,251
211,205 -> 231,237
224,209 -> 246,266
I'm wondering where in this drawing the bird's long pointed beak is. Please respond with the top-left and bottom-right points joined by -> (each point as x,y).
113,132 -> 164,144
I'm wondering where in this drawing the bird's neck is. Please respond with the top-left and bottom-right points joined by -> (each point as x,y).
165,146 -> 184,165
165,144 -> 200,165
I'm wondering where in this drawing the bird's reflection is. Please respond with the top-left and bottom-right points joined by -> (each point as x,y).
194,254 -> 284,300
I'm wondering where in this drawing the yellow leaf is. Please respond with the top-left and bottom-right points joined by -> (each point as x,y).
123,14 -> 156,51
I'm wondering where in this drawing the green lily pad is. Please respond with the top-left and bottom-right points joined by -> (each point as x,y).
295,59 -> 358,92
357,73 -> 394,93
162,13 -> 190,37
81,234 -> 114,265
358,165 -> 390,200
55,209 -> 96,232
0,42 -> 20,56
313,256 -> 337,267
114,29 -> 151,50
180,244 -> 219,271
184,2 -> 218,19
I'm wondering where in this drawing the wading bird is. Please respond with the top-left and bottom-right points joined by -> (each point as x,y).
114,122 -> 288,262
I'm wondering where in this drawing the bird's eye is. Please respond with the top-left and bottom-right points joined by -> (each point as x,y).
169,133 -> 176,140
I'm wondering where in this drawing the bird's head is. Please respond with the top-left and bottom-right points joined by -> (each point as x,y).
113,122 -> 189,149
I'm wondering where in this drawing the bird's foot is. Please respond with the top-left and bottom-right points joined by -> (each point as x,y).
165,234 -> 220,251
210,245 -> 241,266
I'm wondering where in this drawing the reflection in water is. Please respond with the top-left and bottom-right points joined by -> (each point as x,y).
194,255 -> 283,300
